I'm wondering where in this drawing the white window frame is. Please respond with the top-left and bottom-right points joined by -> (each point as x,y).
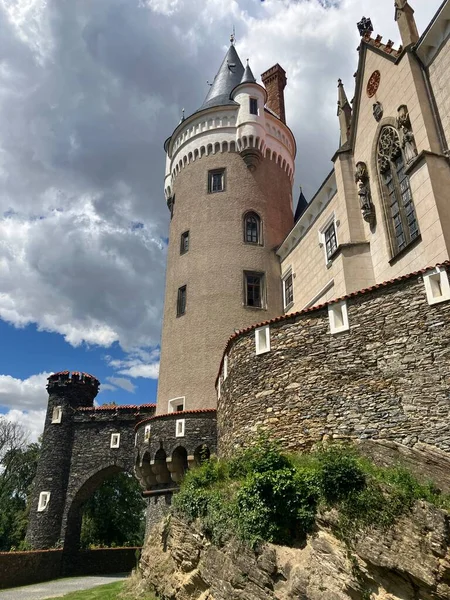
223,355 -> 228,380
175,419 -> 185,438
51,406 -> 62,424
144,424 -> 151,442
255,325 -> 271,355
110,433 -> 121,448
168,396 -> 185,413
217,377 -> 221,400
38,491 -> 51,512
319,214 -> 338,265
282,268 -> 294,311
423,267 -> 450,305
328,300 -> 349,334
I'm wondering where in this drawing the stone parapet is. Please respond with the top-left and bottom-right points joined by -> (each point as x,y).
217,265 -> 450,458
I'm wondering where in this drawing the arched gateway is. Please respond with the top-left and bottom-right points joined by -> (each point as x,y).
26,371 -> 217,551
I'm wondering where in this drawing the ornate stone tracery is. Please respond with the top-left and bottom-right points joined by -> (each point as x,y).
355,161 -> 375,226
377,126 -> 401,173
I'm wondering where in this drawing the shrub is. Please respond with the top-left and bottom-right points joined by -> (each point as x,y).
317,446 -> 366,504
228,435 -> 291,479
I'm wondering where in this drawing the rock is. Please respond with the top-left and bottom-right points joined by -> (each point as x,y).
135,502 -> 450,600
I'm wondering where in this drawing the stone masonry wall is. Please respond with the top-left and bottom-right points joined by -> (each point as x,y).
218,268 -> 450,457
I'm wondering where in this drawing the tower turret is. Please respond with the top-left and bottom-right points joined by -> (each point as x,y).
394,0 -> 419,48
26,371 -> 99,549
157,42 -> 295,417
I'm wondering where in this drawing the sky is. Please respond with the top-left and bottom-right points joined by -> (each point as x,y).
0,0 -> 443,441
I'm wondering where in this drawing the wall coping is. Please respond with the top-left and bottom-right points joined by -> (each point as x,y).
78,403 -> 156,412
215,260 -> 450,385
135,408 -> 217,431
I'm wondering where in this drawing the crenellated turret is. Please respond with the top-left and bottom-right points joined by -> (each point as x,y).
337,79 -> 352,146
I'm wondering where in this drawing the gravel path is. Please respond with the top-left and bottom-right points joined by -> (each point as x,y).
0,574 -> 127,600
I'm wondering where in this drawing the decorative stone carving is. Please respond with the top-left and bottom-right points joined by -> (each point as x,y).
373,101 -> 383,122
239,147 -> 262,172
355,161 -> 375,226
397,104 -> 418,164
357,16 -> 373,37
377,126 -> 401,173
366,70 -> 380,98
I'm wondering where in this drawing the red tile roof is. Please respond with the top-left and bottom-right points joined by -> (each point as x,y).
134,408 -> 217,431
215,261 -> 450,385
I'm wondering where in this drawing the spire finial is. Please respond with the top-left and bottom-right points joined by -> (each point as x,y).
230,26 -> 236,45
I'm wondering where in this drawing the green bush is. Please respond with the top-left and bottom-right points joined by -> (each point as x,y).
228,435 -> 291,479
317,446 -> 366,504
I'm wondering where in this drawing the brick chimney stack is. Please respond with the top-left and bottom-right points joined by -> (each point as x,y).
261,64 -> 287,124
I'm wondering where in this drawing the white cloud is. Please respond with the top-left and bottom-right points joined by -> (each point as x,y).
0,372 -> 51,411
105,350 -> 160,379
106,376 -> 136,392
3,409 -> 46,443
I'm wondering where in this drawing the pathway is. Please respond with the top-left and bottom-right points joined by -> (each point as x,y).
0,574 -> 127,600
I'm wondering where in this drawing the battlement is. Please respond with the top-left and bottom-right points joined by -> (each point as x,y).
47,371 -> 100,395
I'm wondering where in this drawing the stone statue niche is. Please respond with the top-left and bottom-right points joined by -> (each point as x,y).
355,161 -> 375,227
397,104 -> 418,165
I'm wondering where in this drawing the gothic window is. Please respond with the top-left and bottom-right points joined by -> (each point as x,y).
324,222 -> 337,261
177,285 -> 187,316
208,169 -> 225,193
180,231 -> 189,254
244,271 -> 265,308
377,126 -> 419,256
244,212 -> 261,244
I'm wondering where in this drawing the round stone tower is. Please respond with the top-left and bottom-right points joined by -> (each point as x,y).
26,371 -> 99,549
156,40 -> 296,415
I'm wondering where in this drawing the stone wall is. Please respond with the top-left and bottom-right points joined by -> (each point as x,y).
218,266 -> 450,459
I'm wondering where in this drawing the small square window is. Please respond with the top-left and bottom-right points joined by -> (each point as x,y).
328,300 -> 349,334
250,98 -> 258,115
175,419 -> 185,438
423,268 -> 450,305
51,406 -> 62,424
177,285 -> 187,316
144,425 -> 151,442
180,231 -> 189,255
324,222 -> 338,261
255,325 -> 271,355
208,169 -> 225,193
244,271 -> 265,308
282,272 -> 294,310
38,491 -> 51,512
168,397 -> 185,413
110,433 -> 120,448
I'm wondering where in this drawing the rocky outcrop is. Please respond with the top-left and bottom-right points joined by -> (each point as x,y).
136,503 -> 450,600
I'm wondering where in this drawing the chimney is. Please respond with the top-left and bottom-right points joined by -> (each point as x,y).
337,79 -> 352,146
261,64 -> 287,124
394,0 -> 419,47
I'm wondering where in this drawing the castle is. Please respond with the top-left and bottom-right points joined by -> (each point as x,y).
26,0 -> 450,551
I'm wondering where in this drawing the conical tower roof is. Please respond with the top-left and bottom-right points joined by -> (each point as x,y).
199,44 -> 245,111
240,60 -> 256,84
294,188 -> 308,222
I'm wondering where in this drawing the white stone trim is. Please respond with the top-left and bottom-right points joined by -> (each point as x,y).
423,267 -> 450,305
144,424 -> 151,442
51,406 -> 62,424
38,491 -> 51,512
168,396 -> 185,413
175,419 -> 185,438
328,300 -> 349,334
255,325 -> 271,355
223,355 -> 228,380
319,212 -> 338,265
110,433 -> 121,448
217,377 -> 221,400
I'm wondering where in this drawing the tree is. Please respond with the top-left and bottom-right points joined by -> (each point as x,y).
80,472 -> 146,548
0,418 -> 40,550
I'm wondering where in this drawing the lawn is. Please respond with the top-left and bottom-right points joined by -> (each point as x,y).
49,581 -> 124,599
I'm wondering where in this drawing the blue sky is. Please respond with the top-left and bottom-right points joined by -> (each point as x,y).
0,0 -> 442,440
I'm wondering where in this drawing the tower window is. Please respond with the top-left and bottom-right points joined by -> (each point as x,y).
244,212 -> 262,244
282,271 -> 294,309
208,169 -> 225,193
244,271 -> 265,308
37,491 -> 51,512
324,221 -> 338,261
377,126 -> 419,256
180,231 -> 189,254
51,406 -> 62,424
249,98 -> 258,115
110,433 -> 120,448
177,285 -> 187,316
168,397 -> 185,413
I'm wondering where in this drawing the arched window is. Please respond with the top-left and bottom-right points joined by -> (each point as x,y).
244,212 -> 262,245
377,126 -> 419,255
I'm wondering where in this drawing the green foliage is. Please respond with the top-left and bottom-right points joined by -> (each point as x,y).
80,473 -> 146,548
173,438 -> 450,549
